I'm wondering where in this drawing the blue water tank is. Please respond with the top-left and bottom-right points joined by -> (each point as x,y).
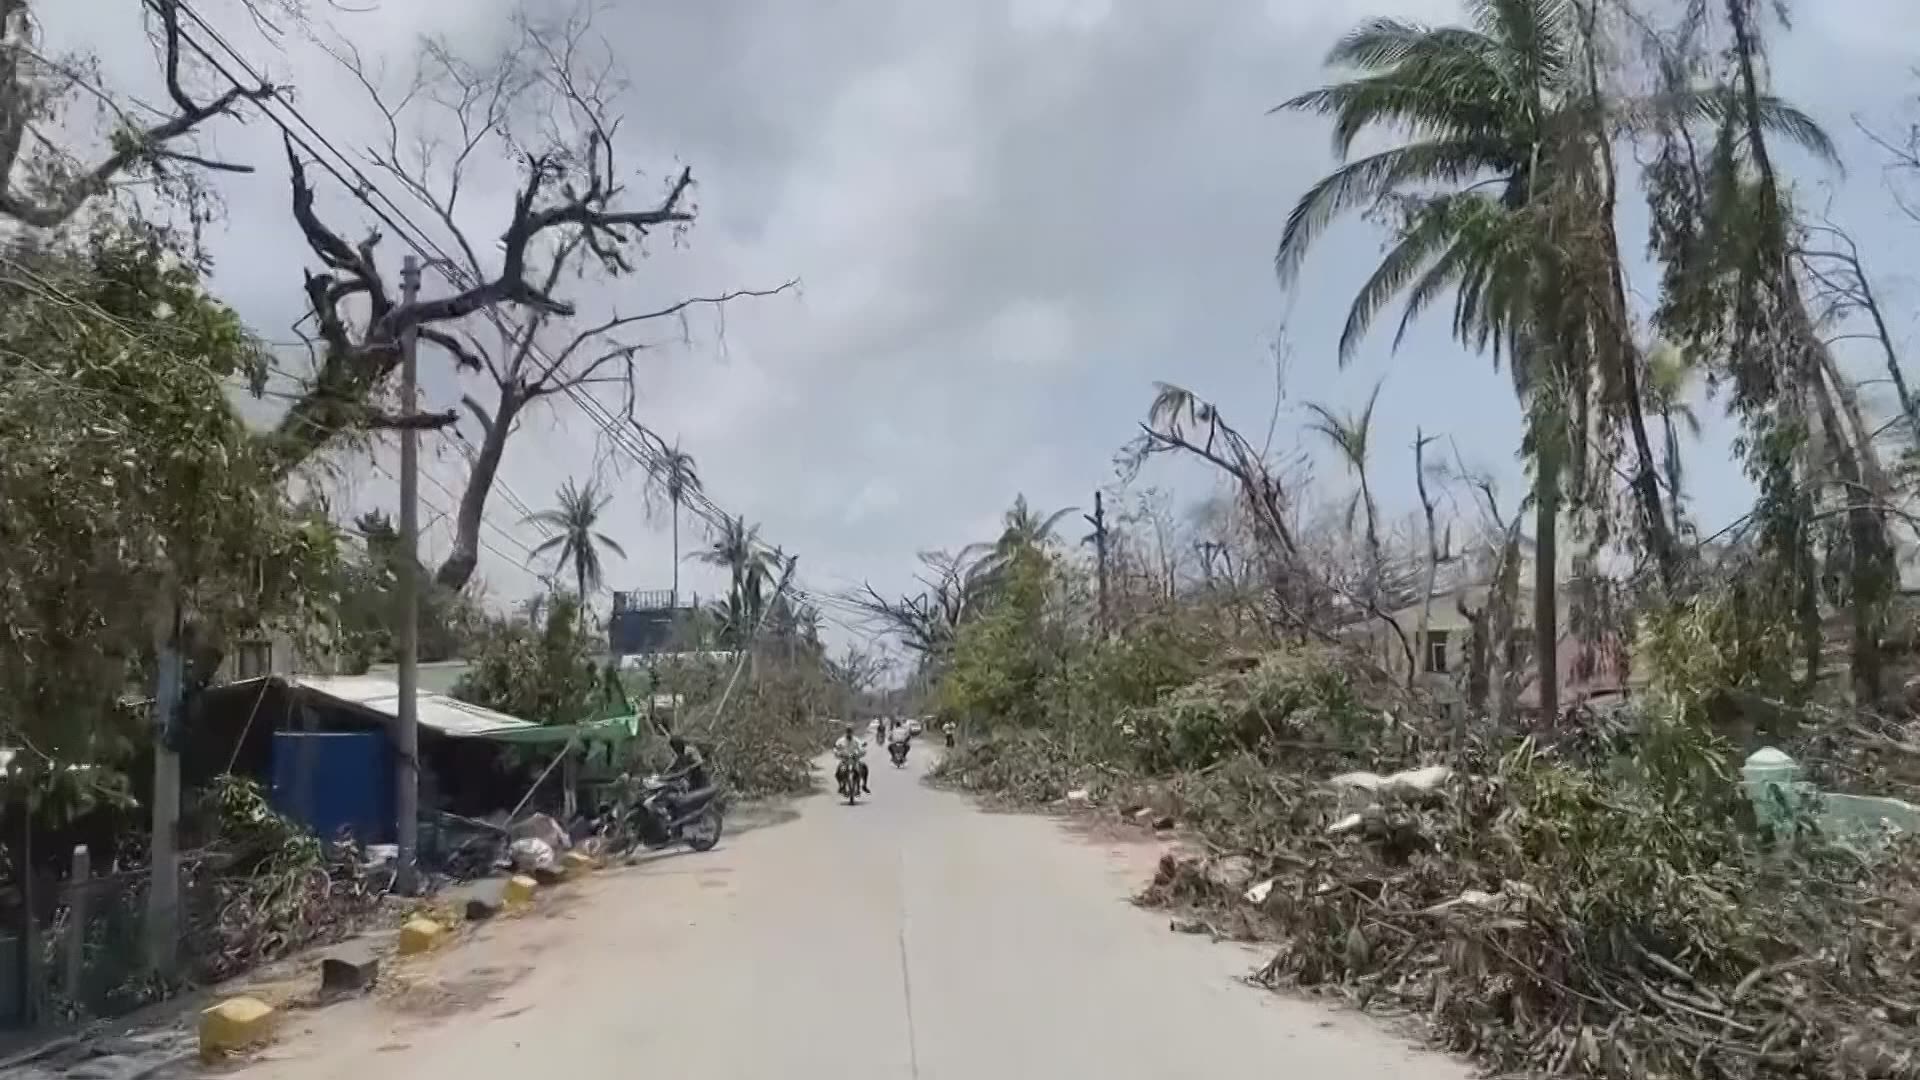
270,731 -> 394,845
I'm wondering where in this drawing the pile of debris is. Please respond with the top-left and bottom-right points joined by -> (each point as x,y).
1134,747 -> 1920,1080
926,729 -> 1091,805
181,778 -> 401,983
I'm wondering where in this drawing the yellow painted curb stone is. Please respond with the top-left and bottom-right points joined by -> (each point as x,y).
200,995 -> 278,1060
397,917 -> 447,955
504,874 -> 538,906
562,851 -> 596,877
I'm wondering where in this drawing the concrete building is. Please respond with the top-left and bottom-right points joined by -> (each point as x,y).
1344,558 -> 1637,718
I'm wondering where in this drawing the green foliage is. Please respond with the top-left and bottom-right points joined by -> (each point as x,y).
453,594 -> 622,725
1042,613 -> 1215,731
938,548 -> 1056,728
188,774 -> 322,871
0,223 -> 338,782
1641,580 -> 1801,746
1121,649 -> 1390,773
928,729 -> 1085,803
332,510 -> 482,671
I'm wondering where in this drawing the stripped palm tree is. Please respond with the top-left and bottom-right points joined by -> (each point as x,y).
698,515 -> 777,644
651,442 -> 702,608
1274,0 -> 1828,717
1303,381 -> 1385,567
525,478 -> 626,615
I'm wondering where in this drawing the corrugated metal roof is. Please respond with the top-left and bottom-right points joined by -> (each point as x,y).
292,675 -> 537,739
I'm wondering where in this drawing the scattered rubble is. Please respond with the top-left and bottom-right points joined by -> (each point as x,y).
320,948 -> 381,995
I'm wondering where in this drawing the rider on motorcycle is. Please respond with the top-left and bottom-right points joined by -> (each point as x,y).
834,725 -> 871,794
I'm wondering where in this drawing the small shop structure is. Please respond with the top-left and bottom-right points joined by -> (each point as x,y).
186,675 -> 641,844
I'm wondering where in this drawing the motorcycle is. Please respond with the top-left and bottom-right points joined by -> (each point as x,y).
888,740 -> 910,768
835,754 -> 865,805
603,774 -> 725,855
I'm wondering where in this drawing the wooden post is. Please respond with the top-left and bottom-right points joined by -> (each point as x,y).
63,845 -> 89,1005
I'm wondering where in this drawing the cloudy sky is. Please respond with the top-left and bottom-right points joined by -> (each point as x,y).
43,0 -> 1920,650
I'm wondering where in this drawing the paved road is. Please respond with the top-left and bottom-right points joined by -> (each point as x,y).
237,751 -> 1467,1079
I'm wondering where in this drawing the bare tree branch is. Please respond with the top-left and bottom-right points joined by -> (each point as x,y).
0,0 -> 276,228
1792,218 -> 1920,447
282,0 -> 798,591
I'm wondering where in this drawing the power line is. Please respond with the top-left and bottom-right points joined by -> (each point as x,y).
160,0 -> 797,590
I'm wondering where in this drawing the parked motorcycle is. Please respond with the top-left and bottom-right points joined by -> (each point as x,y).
888,740 -> 910,768
603,774 -> 725,854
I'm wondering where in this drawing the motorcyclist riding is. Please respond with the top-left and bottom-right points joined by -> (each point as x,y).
834,725 -> 871,794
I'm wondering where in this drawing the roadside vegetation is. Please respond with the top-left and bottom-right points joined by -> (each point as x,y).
884,2 -> 1920,1077
0,0 -> 821,1025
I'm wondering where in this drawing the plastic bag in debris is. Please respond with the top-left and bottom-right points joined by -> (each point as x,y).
508,837 -> 557,873
508,812 -> 570,853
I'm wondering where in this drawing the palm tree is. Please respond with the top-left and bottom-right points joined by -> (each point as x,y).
969,494 -> 1078,592
1272,1 -> 1824,719
652,442 -> 702,609
1275,4 -> 1580,717
525,478 -> 626,613
1303,381 -> 1384,566
698,515 -> 777,644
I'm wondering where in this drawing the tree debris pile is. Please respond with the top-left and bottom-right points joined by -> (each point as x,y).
180,777 -> 398,983
1125,744 -> 1917,1080
1232,747 -> 1920,1080
1117,649 -> 1423,777
927,729 -> 1092,805
939,642 -> 1920,1080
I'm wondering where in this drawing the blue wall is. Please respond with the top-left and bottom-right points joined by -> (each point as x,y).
270,731 -> 394,845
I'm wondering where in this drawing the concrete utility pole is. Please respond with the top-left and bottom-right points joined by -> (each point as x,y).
395,254 -> 422,896
146,594 -> 181,974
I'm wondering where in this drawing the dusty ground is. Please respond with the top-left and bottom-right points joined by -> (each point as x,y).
220,752 -> 1469,1079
